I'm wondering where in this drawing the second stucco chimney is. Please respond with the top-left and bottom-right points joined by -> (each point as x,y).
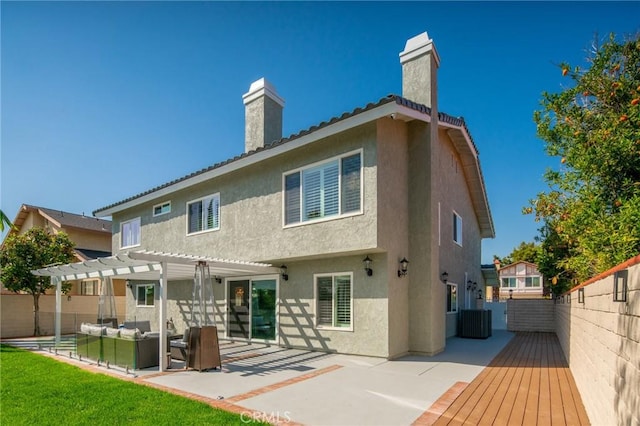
242,78 -> 285,153
399,32 -> 440,109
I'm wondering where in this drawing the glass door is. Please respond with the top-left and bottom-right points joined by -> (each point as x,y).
251,279 -> 277,341
228,280 -> 250,339
227,278 -> 277,341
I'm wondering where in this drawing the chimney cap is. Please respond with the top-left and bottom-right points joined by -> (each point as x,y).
242,77 -> 285,107
399,32 -> 440,66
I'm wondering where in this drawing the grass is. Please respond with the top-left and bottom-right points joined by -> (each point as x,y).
0,344 -> 265,425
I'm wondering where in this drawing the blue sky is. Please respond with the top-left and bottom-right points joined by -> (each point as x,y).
2,1 -> 638,263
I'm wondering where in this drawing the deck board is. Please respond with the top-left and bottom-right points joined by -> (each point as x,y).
431,332 -> 589,426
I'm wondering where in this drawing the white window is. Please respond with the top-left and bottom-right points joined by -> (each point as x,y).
284,151 -> 362,226
187,193 -> 220,235
121,217 -> 141,248
136,284 -> 155,307
314,273 -> 353,330
501,277 -> 517,288
525,277 -> 541,287
153,201 -> 171,217
453,212 -> 462,245
446,283 -> 458,313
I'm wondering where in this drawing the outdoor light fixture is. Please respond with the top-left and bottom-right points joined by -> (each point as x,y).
477,289 -> 483,299
280,265 -> 289,281
214,276 -> 222,284
441,271 -> 448,283
397,258 -> 409,278
509,289 -> 513,299
578,288 -> 585,303
363,256 -> 373,277
126,280 -> 132,289
467,280 -> 476,291
67,295 -> 72,302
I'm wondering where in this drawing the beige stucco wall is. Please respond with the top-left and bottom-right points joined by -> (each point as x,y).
63,228 -> 112,252
556,261 -> 639,426
111,124 -> 378,263
0,294 -> 125,338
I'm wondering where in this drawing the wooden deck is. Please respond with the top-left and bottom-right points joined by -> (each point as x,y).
428,332 -> 590,425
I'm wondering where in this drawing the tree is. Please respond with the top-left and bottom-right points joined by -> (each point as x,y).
528,33 -> 640,284
0,209 -> 12,232
0,228 -> 76,336
495,241 -> 541,266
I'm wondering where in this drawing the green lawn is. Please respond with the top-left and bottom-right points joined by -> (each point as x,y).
0,344 -> 264,425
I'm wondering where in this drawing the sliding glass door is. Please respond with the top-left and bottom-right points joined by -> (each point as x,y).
227,278 -> 277,341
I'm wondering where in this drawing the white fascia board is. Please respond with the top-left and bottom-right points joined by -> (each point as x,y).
95,102 -> 429,217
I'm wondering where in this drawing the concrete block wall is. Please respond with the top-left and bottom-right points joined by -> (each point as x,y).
506,299 -> 555,332
556,255 -> 640,426
0,294 -> 126,338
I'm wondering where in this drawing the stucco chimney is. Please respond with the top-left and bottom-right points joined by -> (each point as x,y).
242,78 -> 285,153
399,32 -> 440,109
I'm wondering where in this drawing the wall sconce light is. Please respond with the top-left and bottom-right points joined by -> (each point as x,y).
126,280 -> 132,289
398,257 -> 409,278
467,280 -> 476,291
363,256 -> 373,277
441,271 -> 448,284
280,265 -> 289,281
509,289 -> 513,299
477,289 -> 483,299
214,276 -> 222,284
578,288 -> 585,303
67,295 -> 72,302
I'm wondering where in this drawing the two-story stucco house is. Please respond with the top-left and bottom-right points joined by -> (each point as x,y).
37,32 -> 494,363
2,204 -> 122,296
498,261 -> 544,299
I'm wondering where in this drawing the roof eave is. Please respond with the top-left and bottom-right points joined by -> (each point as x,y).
94,101 -> 430,217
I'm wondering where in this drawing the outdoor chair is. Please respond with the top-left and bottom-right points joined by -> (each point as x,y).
169,327 -> 190,362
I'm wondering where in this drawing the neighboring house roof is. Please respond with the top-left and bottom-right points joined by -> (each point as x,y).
12,204 -> 111,235
499,260 -> 539,271
94,94 -> 495,238
75,248 -> 112,261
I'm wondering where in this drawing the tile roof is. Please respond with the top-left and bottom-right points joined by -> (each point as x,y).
24,204 -> 111,233
94,95 -> 476,215
75,248 -> 112,260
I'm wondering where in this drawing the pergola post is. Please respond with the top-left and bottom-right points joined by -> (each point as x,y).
54,276 -> 61,345
159,261 -> 168,372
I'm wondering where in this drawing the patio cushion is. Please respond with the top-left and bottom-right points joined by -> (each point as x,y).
120,328 -> 141,340
105,327 -> 120,338
87,325 -> 106,336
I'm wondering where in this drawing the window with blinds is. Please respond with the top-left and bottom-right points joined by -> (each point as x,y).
315,273 -> 353,329
446,283 -> 458,313
284,151 -> 362,226
187,193 -> 220,235
121,217 -> 141,248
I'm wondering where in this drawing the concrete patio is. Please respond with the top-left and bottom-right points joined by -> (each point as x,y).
4,330 -> 517,425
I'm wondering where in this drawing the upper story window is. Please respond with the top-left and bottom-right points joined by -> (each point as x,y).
187,193 -> 220,235
501,277 -> 517,288
284,151 -> 362,226
525,277 -> 541,287
153,201 -> 171,217
121,217 -> 141,249
453,211 -> 463,246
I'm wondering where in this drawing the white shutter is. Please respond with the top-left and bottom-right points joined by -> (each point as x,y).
303,167 -> 322,220
285,172 -> 301,224
341,154 -> 361,213
323,161 -> 339,216
335,275 -> 351,327
317,277 -> 333,326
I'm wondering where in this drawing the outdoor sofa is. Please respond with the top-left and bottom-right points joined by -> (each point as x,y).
76,321 -> 177,369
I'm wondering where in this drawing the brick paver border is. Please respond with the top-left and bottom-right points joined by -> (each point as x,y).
411,381 -> 469,426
